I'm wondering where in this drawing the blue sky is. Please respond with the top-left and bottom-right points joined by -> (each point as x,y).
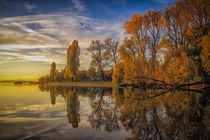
0,0 -> 174,80
0,0 -> 173,18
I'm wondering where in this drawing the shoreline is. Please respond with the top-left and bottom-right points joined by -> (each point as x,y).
42,81 -> 118,88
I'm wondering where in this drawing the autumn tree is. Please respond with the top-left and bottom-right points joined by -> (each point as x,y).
104,38 -> 120,67
161,0 -> 209,83
163,5 -> 188,49
112,62 -> 124,84
50,62 -> 56,82
56,69 -> 65,82
200,35 -> 210,74
120,9 -> 164,84
77,70 -> 88,81
124,13 -> 148,59
86,66 -> 98,81
179,0 -> 209,82
144,9 -> 164,70
39,74 -> 50,83
87,40 -> 109,81
66,40 -> 80,81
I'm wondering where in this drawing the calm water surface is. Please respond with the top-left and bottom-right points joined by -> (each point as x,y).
0,83 -> 209,140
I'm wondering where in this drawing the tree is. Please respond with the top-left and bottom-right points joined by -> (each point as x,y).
104,38 -> 120,66
200,35 -> 210,74
77,70 -> 88,81
163,0 -> 209,82
86,66 -> 98,81
124,13 -> 148,59
112,62 -> 124,84
163,5 -> 188,49
50,62 -> 56,82
87,40 -> 109,81
56,69 -> 65,82
144,9 -> 164,70
39,74 -> 50,83
66,40 -> 80,81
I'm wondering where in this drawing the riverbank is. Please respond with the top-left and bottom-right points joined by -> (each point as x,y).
43,81 -> 117,87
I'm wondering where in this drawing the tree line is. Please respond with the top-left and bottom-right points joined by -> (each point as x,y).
39,38 -> 119,83
39,0 -> 209,87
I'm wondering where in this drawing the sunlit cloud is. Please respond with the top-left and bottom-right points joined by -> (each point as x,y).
0,13 -> 124,68
0,45 -> 53,50
23,56 -> 53,62
0,52 -> 19,56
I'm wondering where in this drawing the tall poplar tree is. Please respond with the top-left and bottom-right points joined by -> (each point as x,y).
50,62 -> 56,82
66,40 -> 80,81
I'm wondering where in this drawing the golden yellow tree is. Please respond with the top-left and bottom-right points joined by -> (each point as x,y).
124,13 -> 148,58
66,40 -> 80,81
144,9 -> 164,70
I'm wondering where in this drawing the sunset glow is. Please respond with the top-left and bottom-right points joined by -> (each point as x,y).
0,0 -> 173,80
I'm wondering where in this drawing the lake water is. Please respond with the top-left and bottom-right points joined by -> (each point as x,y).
0,83 -> 209,140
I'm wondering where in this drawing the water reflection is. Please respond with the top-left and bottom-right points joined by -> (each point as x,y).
88,88 -> 120,132
39,85 -> 209,140
65,88 -> 80,128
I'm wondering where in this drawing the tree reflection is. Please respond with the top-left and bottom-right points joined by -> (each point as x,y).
65,87 -> 80,128
88,88 -> 120,132
39,85 -> 209,139
50,86 -> 56,105
114,88 -> 210,140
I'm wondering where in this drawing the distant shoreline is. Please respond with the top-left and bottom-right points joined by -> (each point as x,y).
43,81 -> 117,88
0,81 -> 121,88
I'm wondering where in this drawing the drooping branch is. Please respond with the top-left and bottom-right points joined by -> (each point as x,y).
131,76 -> 173,87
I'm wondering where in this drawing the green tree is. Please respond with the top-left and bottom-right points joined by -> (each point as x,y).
66,40 -> 80,81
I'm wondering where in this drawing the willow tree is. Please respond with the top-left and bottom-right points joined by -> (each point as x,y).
50,62 -> 56,82
66,40 -> 80,81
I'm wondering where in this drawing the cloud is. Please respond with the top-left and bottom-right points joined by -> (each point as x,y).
72,0 -> 85,12
0,13 -> 124,68
0,45 -> 67,65
0,13 -> 124,46
24,3 -> 37,12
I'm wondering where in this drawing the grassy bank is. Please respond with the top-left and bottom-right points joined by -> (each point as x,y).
45,81 -> 116,87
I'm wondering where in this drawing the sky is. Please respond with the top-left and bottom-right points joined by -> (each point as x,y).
0,0 -> 174,81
